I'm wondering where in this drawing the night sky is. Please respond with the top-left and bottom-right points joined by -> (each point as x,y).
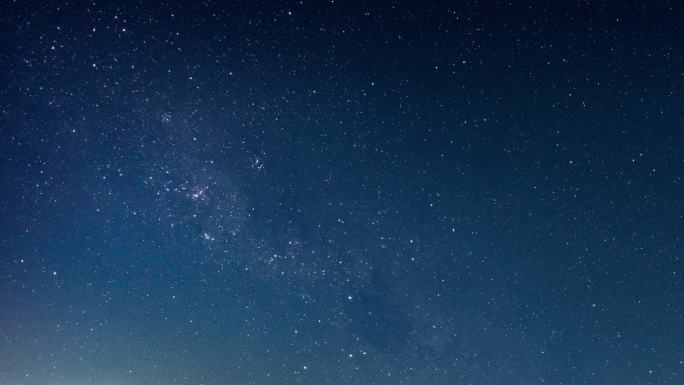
1,1 -> 682,384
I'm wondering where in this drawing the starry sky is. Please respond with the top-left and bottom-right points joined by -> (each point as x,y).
0,1 -> 682,384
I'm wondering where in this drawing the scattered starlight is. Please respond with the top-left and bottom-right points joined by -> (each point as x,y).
1,2 -> 681,385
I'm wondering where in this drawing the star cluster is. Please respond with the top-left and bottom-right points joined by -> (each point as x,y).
1,1 -> 682,385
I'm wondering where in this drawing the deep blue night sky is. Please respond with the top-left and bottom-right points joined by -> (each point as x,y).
1,1 -> 682,384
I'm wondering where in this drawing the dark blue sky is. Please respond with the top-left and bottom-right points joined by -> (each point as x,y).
1,1 -> 682,384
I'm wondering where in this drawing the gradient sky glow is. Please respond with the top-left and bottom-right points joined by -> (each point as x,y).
1,1 -> 682,384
